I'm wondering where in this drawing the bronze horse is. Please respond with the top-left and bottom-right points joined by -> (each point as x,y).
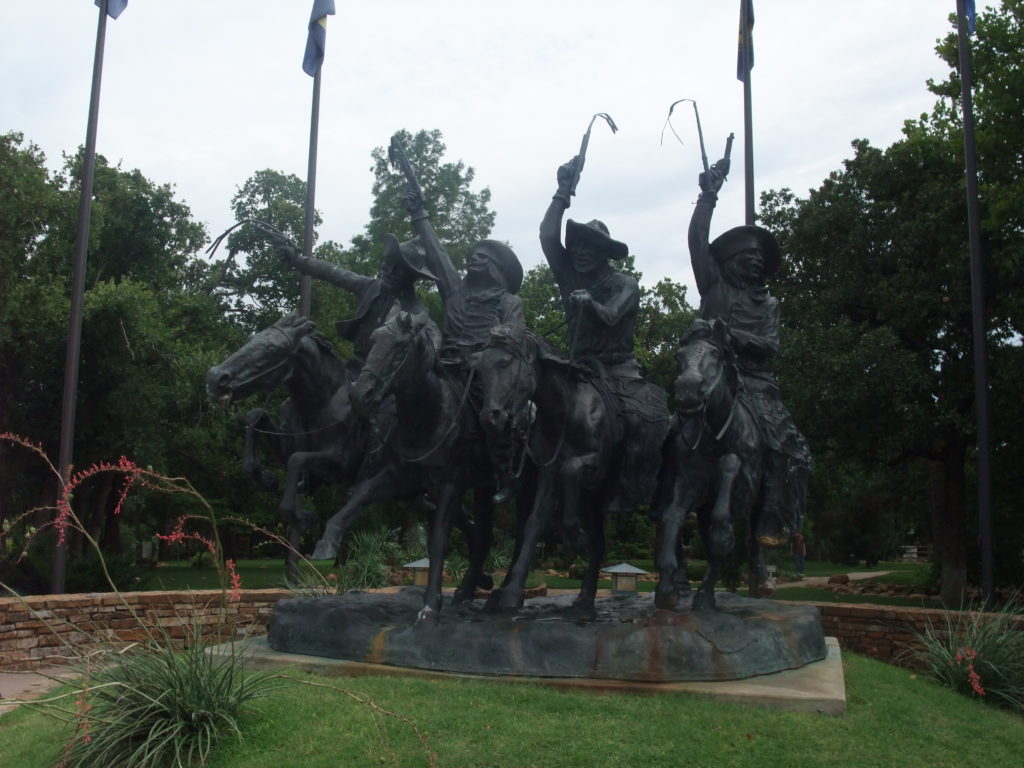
653,318 -> 773,611
205,313 -> 359,531
350,305 -> 497,618
478,328 -> 666,617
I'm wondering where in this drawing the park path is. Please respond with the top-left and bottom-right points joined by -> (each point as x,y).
0,667 -> 74,718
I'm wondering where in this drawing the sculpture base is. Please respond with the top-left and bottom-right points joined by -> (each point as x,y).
267,588 -> 826,682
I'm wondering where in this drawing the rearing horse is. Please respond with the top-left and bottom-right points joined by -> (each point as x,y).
653,318 -> 773,611
350,305 -> 497,618
205,313 -> 360,531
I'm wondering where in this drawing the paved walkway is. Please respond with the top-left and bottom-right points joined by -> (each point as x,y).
0,667 -> 75,717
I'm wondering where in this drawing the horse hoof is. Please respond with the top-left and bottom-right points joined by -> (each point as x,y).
752,580 -> 776,598
417,605 -> 440,623
497,590 -> 525,611
692,591 -> 717,612
310,540 -> 338,561
654,583 -> 679,611
451,587 -> 474,606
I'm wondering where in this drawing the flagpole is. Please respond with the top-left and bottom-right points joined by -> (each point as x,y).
742,61 -> 754,226
300,69 -> 321,318
740,0 -> 755,225
51,0 -> 110,593
955,0 -> 994,609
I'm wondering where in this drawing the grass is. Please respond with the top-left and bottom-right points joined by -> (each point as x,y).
3,653 -> 1022,768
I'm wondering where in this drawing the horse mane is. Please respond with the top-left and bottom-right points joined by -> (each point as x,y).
306,329 -> 340,360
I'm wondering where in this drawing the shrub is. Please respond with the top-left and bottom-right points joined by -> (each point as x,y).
65,550 -> 150,592
58,625 -> 276,767
905,596 -> 1024,713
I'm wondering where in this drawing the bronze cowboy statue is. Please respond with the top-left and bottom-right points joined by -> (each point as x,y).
276,233 -> 439,367
540,155 -> 670,532
397,140 -> 528,506
688,154 -> 812,549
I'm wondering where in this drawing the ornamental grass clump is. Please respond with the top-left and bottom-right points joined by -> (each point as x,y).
57,625 -> 276,768
907,595 -> 1024,713
0,433 -> 277,767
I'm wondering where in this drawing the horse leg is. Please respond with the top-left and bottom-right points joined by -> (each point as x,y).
419,481 -> 459,621
279,450 -> 342,531
493,466 -> 554,611
567,495 -> 604,620
692,506 -> 723,610
243,409 -> 280,490
747,525 -> 775,598
559,452 -> 598,551
453,491 -> 494,605
311,466 -> 399,561
674,527 -> 692,595
693,456 -> 740,611
654,477 -> 688,610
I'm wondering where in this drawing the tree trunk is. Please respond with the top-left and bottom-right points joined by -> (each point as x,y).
929,434 -> 968,607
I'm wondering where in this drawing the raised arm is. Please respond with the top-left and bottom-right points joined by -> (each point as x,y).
688,157 -> 730,296
539,157 -> 579,284
277,244 -> 373,297
403,187 -> 460,302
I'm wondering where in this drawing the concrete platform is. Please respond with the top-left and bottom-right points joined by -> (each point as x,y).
216,635 -> 846,715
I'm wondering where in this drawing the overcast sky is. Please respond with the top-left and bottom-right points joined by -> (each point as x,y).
2,1 -> 960,302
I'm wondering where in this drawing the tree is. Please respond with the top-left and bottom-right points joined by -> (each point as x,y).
759,2 -> 1024,601
209,169 -> 315,332
348,129 -> 496,274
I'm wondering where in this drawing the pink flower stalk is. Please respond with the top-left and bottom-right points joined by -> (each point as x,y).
956,647 -> 986,697
226,558 -> 242,602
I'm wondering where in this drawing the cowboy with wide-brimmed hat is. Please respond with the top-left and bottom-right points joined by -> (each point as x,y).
539,155 -> 670,522
277,231 -> 437,364
688,154 -> 812,553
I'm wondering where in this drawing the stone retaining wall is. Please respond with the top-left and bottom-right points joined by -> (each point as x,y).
2,591 -> 1021,671
0,589 -> 290,670
807,601 -> 1024,665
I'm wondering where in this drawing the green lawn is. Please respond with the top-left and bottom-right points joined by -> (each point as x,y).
147,558 -> 333,591
2,653 -> 1020,768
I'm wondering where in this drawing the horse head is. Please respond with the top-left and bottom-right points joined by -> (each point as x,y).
351,301 -> 436,417
477,326 -> 535,435
674,318 -> 737,415
206,313 -> 317,406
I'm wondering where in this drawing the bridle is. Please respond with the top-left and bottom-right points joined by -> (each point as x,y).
676,335 -> 737,452
227,323 -> 307,395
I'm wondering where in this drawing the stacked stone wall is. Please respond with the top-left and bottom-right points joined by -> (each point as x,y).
0,589 -> 289,670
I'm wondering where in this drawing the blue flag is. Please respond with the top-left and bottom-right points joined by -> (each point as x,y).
303,0 -> 336,77
736,0 -> 754,81
966,0 -> 976,35
94,0 -> 127,19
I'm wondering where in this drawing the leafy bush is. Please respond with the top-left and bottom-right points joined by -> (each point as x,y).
906,596 -> 1024,713
65,550 -> 149,592
59,626 -> 276,767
